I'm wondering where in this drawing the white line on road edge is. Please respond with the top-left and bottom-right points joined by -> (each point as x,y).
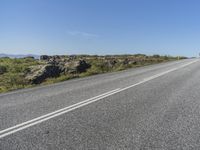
0,59 -> 198,139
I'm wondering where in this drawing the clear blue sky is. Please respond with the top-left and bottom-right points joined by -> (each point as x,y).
1,0 -> 200,57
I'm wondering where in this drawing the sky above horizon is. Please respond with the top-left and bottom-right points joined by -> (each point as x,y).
1,0 -> 200,57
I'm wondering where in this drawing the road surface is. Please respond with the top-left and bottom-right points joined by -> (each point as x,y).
1,59 -> 200,149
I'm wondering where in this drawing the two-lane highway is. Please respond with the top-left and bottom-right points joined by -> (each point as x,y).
1,59 -> 200,149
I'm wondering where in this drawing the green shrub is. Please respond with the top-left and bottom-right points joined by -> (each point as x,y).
0,65 -> 7,74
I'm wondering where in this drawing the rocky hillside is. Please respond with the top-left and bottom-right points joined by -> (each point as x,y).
0,54 -> 186,93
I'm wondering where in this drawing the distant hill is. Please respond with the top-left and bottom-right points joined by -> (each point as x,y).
0,53 -> 40,59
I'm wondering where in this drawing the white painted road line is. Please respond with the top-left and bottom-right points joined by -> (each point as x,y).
120,59 -> 199,91
0,59 -> 198,139
0,88 -> 121,139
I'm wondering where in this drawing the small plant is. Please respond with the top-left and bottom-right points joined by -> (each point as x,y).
0,65 -> 7,74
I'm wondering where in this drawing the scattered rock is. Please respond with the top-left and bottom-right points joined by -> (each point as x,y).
62,60 -> 91,74
122,58 -> 137,65
122,58 -> 129,65
26,64 -> 61,84
24,56 -> 35,59
40,55 -> 51,61
25,58 -> 91,84
105,59 -> 117,68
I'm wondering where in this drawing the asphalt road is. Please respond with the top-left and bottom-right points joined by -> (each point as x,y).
1,59 -> 200,150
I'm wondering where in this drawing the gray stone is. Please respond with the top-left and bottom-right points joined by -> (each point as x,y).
40,55 -> 51,61
62,60 -> 91,74
26,64 -> 61,84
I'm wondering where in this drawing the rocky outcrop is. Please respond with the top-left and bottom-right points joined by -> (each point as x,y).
40,55 -> 63,61
24,56 -> 35,59
122,58 -> 137,65
40,55 -> 50,61
60,60 -> 91,74
105,59 -> 117,68
26,54 -> 156,84
25,64 -> 61,84
26,57 -> 91,84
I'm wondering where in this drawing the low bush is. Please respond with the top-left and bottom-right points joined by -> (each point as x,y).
0,65 -> 7,74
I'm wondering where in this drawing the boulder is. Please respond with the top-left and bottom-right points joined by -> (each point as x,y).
122,58 -> 129,65
62,60 -> 91,74
52,55 -> 61,60
24,56 -> 35,59
25,59 -> 90,83
40,55 -> 51,61
25,64 -> 61,84
128,60 -> 137,65
105,59 -> 117,68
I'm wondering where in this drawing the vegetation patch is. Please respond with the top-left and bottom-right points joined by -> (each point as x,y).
0,54 -> 186,93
